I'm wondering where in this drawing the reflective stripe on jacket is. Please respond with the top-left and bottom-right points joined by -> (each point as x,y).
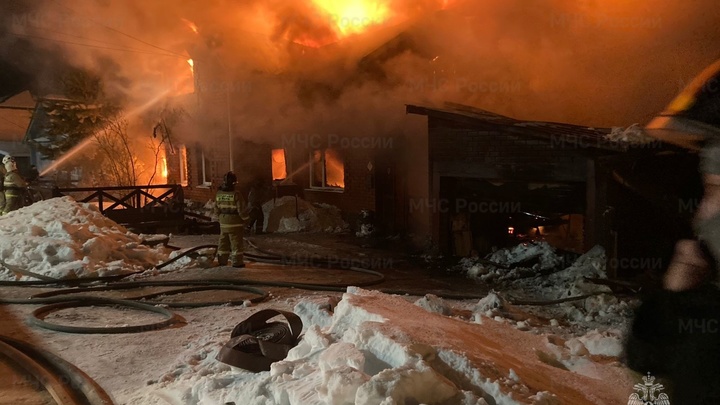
3,171 -> 26,196
216,190 -> 247,227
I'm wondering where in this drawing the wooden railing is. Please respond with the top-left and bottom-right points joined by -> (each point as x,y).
52,184 -> 185,227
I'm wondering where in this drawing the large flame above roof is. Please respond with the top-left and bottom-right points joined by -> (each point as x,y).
311,0 -> 392,36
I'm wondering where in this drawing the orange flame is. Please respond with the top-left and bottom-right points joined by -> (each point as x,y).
272,148 -> 287,180
161,156 -> 168,179
312,0 -> 391,37
324,149 -> 345,188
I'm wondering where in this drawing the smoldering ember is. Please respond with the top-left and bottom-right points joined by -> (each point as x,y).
1,0 -> 720,404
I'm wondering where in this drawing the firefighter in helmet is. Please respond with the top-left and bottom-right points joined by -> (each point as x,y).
625,59 -> 720,403
214,171 -> 249,267
2,155 -> 27,215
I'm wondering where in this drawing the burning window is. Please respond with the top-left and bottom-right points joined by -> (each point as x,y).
179,145 -> 189,187
272,148 -> 287,180
310,148 -> 344,189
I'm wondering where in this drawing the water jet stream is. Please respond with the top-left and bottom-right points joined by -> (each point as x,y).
40,87 -> 176,177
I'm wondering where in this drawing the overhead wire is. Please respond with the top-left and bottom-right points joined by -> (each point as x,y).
20,25 -> 186,56
2,31 -> 185,57
0,114 -> 29,131
47,0 -> 191,59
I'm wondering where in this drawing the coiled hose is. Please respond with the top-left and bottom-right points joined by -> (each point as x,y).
0,239 -> 392,333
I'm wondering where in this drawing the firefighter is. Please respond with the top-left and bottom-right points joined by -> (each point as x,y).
2,155 -> 27,215
625,59 -> 720,403
214,171 -> 249,267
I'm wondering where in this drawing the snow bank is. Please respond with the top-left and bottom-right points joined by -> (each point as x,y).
532,245 -> 608,299
263,196 -> 348,234
0,197 -> 168,280
128,288 -> 633,405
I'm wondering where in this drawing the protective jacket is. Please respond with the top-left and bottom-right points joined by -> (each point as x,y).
2,170 -> 26,214
214,188 -> 250,267
215,190 -> 249,228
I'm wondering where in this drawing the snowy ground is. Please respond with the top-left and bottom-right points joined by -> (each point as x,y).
0,199 -> 640,404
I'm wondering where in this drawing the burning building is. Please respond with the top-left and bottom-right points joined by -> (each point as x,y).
0,0 -> 715,272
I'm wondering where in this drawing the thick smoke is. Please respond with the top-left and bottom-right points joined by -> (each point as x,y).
4,0 -> 720,142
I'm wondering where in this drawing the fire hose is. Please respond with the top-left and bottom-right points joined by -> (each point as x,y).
0,334 -> 114,405
0,238 -> 616,334
0,240 -> 390,334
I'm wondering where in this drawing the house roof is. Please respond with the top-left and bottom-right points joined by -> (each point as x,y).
406,102 -> 630,152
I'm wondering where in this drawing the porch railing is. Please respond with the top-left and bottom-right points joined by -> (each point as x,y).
52,184 -> 185,227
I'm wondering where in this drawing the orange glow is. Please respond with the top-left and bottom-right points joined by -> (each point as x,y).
272,148 -> 287,180
311,0 -> 391,37
324,148 -> 345,188
182,18 -> 199,34
441,0 -> 455,9
161,156 -> 168,179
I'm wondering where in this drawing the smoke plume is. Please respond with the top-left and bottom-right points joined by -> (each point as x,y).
2,0 -> 720,143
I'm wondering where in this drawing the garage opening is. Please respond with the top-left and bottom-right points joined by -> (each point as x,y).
440,177 -> 586,257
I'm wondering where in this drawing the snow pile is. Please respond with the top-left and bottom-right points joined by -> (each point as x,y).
529,245 -> 609,299
582,293 -> 634,320
263,196 -> 348,234
541,331 -> 624,380
414,294 -> 451,316
462,244 -> 608,300
0,197 -> 168,280
355,223 -> 374,237
571,329 -> 624,357
605,123 -> 657,145
487,242 -> 563,269
461,245 -> 638,327
127,288 -> 633,405
474,291 -> 507,316
461,241 -> 564,282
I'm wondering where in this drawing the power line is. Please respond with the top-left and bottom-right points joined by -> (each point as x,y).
0,114 -> 30,131
48,0 -> 190,59
4,31 -> 186,58
28,26 -> 182,55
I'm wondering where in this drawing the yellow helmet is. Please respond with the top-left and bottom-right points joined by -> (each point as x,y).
645,59 -> 720,150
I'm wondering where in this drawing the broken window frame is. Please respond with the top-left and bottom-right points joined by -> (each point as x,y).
309,148 -> 344,191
